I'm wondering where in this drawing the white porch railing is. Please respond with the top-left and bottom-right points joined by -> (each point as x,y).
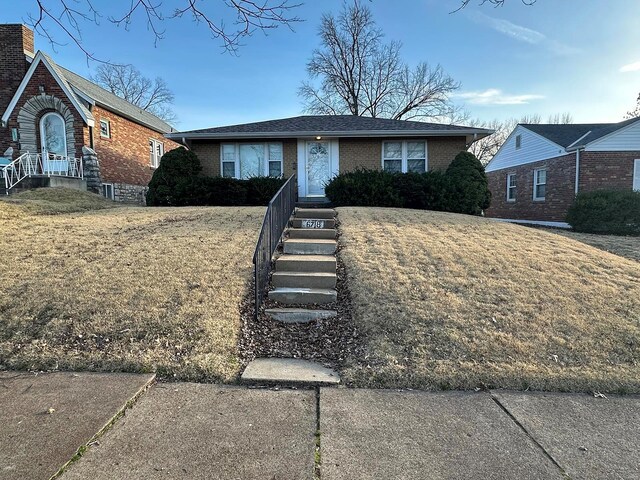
1,152 -> 83,193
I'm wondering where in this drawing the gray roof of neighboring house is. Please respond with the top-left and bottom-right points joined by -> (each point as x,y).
168,115 -> 494,139
522,117 -> 640,148
56,63 -> 175,134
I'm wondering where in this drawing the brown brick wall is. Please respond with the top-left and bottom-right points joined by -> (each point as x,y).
0,24 -> 34,148
190,138 -> 297,178
486,154 -> 577,222
579,151 -> 639,191
4,62 -> 86,157
338,136 -> 466,173
92,105 -> 180,185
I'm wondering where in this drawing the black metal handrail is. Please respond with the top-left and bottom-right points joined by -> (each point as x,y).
253,174 -> 297,318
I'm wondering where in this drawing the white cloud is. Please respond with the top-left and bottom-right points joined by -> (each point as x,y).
454,89 -> 545,106
469,11 -> 579,56
620,61 -> 640,73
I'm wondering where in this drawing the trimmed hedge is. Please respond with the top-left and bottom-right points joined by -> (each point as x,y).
146,148 -> 287,206
566,190 -> 640,235
325,151 -> 491,215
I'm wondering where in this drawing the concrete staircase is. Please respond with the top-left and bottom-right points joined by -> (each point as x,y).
241,207 -> 341,386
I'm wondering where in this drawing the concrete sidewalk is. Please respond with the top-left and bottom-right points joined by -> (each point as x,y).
0,371 -> 154,480
2,372 -> 639,479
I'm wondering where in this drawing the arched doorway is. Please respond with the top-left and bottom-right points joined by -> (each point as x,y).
40,112 -> 68,174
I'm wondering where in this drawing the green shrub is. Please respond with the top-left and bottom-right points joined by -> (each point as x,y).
324,151 -> 490,215
445,151 -> 491,215
244,176 -> 288,205
566,190 -> 640,235
147,147 -> 202,206
324,169 -> 402,207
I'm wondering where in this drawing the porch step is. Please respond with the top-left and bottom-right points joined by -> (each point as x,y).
265,308 -> 337,324
288,228 -> 336,240
276,254 -> 336,273
241,358 -> 340,385
283,238 -> 337,255
295,208 -> 335,219
269,287 -> 337,305
291,218 -> 336,229
272,271 -> 337,289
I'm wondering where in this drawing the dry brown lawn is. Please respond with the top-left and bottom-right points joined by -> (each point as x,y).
0,190 -> 263,382
337,207 -> 640,393
546,229 -> 640,263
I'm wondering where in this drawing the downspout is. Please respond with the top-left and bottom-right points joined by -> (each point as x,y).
574,148 -> 581,195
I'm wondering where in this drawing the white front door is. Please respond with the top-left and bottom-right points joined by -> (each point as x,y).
306,141 -> 331,196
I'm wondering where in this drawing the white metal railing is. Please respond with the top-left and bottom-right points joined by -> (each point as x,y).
1,152 -> 83,193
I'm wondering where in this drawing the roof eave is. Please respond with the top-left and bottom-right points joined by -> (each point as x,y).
93,100 -> 173,134
166,128 -> 494,141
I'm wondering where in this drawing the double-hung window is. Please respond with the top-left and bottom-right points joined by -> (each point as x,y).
506,173 -> 516,201
633,159 -> 640,191
533,168 -> 546,200
221,143 -> 283,179
382,141 -> 427,173
100,119 -> 111,138
150,139 -> 164,168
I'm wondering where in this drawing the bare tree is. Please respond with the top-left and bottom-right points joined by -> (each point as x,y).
299,1 -> 459,122
468,112 -> 573,165
91,64 -> 176,123
624,93 -> 640,119
452,0 -> 536,13
25,0 -> 301,62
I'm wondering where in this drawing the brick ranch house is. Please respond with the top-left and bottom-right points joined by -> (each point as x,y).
485,118 -> 640,227
0,24 -> 180,203
166,115 -> 493,200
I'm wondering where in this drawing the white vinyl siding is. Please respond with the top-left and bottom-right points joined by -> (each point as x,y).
486,126 -> 565,173
585,119 -> 640,151
221,143 -> 283,179
634,159 -> 640,191
533,168 -> 547,201
382,141 -> 427,173
506,173 -> 516,201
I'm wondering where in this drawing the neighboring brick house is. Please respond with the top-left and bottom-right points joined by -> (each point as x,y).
485,118 -> 640,226
0,24 -> 180,203
166,115 -> 493,200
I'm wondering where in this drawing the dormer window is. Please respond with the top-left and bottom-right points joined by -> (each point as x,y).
515,134 -> 522,149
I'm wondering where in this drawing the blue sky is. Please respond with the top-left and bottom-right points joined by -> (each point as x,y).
6,1 -> 640,130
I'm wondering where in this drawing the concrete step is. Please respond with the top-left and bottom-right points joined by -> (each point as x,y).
276,254 -> 336,273
283,238 -> 337,255
241,358 -> 340,385
295,208 -> 335,219
291,218 -> 336,229
272,271 -> 337,289
265,308 -> 337,323
288,228 -> 336,240
269,287 -> 337,305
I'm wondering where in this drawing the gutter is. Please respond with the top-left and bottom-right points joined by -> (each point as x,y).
165,128 -> 495,141
574,148 -> 583,195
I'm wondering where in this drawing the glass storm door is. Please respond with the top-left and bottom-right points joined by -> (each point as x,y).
306,141 -> 330,196
40,112 -> 68,174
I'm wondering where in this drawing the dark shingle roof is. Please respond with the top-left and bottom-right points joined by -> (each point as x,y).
522,117 -> 640,148
170,115 -> 493,138
57,65 -> 175,134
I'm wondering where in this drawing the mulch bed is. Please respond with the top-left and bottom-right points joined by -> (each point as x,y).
238,221 -> 365,381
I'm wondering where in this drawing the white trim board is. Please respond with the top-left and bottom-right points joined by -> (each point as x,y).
490,218 -> 571,229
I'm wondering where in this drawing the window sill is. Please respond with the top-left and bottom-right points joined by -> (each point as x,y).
533,198 -> 546,202
506,199 -> 516,203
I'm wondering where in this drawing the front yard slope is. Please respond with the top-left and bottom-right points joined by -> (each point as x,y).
337,207 -> 640,393
0,201 -> 264,382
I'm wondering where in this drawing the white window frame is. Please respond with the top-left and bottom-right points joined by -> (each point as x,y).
533,168 -> 547,201
220,142 -> 284,179
515,134 -> 522,150
99,119 -> 111,138
506,173 -> 516,202
381,141 -> 428,173
634,159 -> 640,191
101,183 -> 114,200
150,139 -> 164,168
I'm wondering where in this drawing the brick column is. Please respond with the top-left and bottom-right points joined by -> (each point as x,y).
82,145 -> 102,193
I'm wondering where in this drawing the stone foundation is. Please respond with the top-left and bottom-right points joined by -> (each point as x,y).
113,182 -> 148,205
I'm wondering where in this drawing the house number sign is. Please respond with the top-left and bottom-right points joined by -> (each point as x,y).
302,219 -> 325,229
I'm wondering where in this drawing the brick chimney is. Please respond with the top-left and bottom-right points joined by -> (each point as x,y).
0,24 -> 35,120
